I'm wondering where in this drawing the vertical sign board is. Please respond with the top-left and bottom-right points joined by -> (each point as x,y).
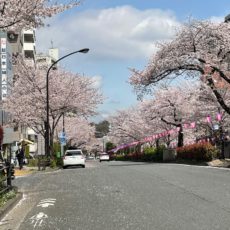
0,38 -> 7,100
59,132 -> 66,145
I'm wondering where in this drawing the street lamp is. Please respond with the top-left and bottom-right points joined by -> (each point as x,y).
45,48 -> 89,157
206,110 -> 225,159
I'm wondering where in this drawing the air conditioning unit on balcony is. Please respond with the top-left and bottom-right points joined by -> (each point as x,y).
7,31 -> 18,43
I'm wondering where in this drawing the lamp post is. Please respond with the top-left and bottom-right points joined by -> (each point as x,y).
45,48 -> 89,157
206,110 -> 225,159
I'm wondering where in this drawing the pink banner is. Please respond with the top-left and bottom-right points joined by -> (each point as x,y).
109,121 -> 197,152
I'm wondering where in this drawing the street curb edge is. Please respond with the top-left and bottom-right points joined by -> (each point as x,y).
0,191 -> 23,220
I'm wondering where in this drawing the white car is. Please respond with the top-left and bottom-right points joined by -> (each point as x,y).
99,153 -> 110,162
63,149 -> 85,168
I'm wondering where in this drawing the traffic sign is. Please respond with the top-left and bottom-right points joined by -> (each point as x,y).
59,132 -> 66,145
59,132 -> 66,138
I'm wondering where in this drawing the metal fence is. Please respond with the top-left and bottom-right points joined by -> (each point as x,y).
0,161 -> 14,195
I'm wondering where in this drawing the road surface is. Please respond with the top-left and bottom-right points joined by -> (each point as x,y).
1,160 -> 230,230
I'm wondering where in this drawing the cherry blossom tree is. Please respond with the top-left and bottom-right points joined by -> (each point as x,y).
0,0 -> 80,30
130,20 -> 230,115
138,100 -> 175,147
194,81 -> 230,141
109,107 -> 149,145
3,58 -> 103,150
55,116 -> 97,151
109,81 -> 229,149
108,102 -> 164,152
152,83 -> 199,146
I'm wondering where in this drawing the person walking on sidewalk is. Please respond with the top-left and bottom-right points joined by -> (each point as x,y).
17,146 -> 25,170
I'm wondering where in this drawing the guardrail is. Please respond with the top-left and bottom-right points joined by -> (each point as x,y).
0,161 -> 15,195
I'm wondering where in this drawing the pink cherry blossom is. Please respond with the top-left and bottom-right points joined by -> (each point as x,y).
130,20 -> 230,115
0,0 -> 80,30
3,58 -> 103,146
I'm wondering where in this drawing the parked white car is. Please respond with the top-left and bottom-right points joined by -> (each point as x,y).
99,152 -> 110,162
63,149 -> 85,169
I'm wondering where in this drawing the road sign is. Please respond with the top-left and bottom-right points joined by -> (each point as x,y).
59,132 -> 66,138
59,132 -> 66,145
59,137 -> 66,145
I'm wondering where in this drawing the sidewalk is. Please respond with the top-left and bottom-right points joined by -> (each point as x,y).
14,166 -> 37,177
14,164 -> 61,177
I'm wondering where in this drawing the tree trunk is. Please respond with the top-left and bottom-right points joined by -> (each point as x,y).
50,131 -> 54,157
156,139 -> 159,148
177,124 -> 184,147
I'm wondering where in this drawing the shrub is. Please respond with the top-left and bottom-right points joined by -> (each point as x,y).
56,157 -> 63,167
176,142 -> 218,161
0,189 -> 16,207
113,146 -> 165,162
28,159 -> 39,167
115,154 -> 126,161
0,173 -> 6,189
143,146 -> 165,161
50,158 -> 57,168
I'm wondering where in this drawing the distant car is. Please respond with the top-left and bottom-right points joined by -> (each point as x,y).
99,153 -> 110,162
86,156 -> 95,160
63,149 -> 85,169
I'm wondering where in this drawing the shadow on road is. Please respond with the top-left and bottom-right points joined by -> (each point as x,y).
63,166 -> 85,170
108,161 -> 209,167
108,162 -> 155,167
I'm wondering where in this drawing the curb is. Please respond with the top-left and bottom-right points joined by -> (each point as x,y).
0,190 -> 23,220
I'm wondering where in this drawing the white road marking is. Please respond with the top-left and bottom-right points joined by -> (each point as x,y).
30,212 -> 48,228
37,203 -> 54,208
37,198 -> 56,208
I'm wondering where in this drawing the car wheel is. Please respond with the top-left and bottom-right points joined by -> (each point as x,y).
82,165 -> 85,168
63,166 -> 66,169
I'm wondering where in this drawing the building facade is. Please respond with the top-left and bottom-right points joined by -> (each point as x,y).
1,28 -> 60,157
0,29 -> 37,156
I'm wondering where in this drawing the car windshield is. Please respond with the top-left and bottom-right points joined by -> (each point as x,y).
65,151 -> 82,156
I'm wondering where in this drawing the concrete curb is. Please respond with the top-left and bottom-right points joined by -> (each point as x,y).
0,189 -> 23,220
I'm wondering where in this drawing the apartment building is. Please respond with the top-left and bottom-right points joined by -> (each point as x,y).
36,47 -> 59,67
7,29 -> 36,63
0,31 -> 13,103
0,29 -> 37,156
2,28 -> 62,157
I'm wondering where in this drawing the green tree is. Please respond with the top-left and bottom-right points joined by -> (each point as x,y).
95,120 -> 110,138
106,141 -> 116,152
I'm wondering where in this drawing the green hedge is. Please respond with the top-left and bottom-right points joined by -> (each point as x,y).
176,142 -> 218,161
113,146 -> 165,162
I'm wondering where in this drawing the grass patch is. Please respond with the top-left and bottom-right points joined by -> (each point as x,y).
0,189 -> 16,207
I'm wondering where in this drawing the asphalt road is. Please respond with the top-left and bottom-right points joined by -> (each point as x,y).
1,160 -> 230,230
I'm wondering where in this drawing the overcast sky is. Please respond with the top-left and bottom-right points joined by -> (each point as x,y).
36,0 -> 230,121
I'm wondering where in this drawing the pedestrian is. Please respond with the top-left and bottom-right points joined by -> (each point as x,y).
17,146 -> 25,170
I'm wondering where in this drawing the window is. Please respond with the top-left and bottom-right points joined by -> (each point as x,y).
65,151 -> 82,156
24,50 -> 34,59
28,134 -> 37,142
24,34 -> 34,43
